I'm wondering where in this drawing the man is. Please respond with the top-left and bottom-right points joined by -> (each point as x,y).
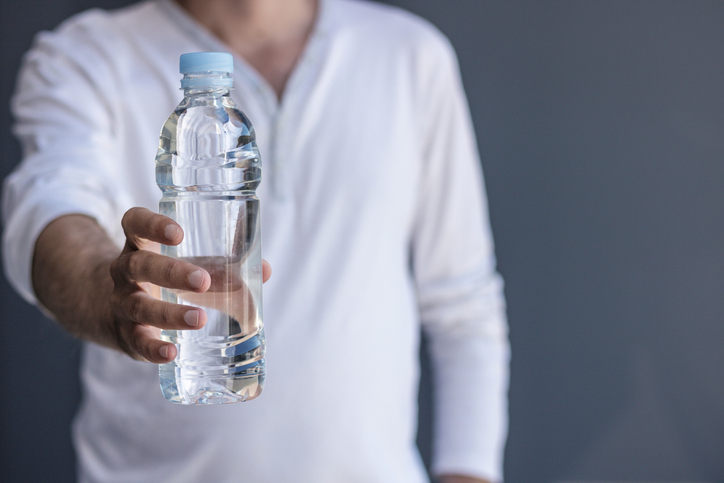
3,0 -> 509,481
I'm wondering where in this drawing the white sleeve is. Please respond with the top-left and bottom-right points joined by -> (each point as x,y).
412,35 -> 510,483
2,16 -> 124,305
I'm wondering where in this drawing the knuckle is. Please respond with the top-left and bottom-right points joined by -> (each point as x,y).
110,254 -> 133,284
146,213 -> 165,237
164,259 -> 181,284
112,320 -> 136,359
126,330 -> 144,359
126,251 -> 141,275
127,251 -> 151,279
127,294 -> 145,322
161,303 -> 174,326
116,252 -> 134,278
144,215 -> 155,234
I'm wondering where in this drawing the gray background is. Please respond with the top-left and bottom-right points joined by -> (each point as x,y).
2,1 -> 724,482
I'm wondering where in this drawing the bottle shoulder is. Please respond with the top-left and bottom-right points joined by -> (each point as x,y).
155,94 -> 261,192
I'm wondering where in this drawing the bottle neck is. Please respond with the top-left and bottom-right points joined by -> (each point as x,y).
181,72 -> 233,96
182,86 -> 231,97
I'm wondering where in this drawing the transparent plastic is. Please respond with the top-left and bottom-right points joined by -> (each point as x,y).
156,71 -> 264,404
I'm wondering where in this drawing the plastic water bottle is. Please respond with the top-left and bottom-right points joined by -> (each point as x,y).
155,52 -> 264,404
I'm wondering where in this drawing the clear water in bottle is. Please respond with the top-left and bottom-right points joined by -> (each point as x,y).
156,52 -> 264,405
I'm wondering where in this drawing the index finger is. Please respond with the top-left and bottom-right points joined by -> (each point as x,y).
121,207 -> 183,248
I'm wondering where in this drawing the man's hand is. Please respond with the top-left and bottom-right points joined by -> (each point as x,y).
33,208 -> 270,363
109,207 -> 215,363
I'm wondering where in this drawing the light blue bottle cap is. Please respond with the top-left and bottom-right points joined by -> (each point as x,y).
180,52 -> 234,74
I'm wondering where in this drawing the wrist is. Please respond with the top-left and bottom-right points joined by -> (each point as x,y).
33,214 -> 121,349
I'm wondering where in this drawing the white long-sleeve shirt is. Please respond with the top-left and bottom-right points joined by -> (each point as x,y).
2,0 -> 509,481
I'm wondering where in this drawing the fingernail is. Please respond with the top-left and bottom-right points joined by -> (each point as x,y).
184,310 -> 199,328
164,224 -> 180,241
159,345 -> 169,359
189,270 -> 205,289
